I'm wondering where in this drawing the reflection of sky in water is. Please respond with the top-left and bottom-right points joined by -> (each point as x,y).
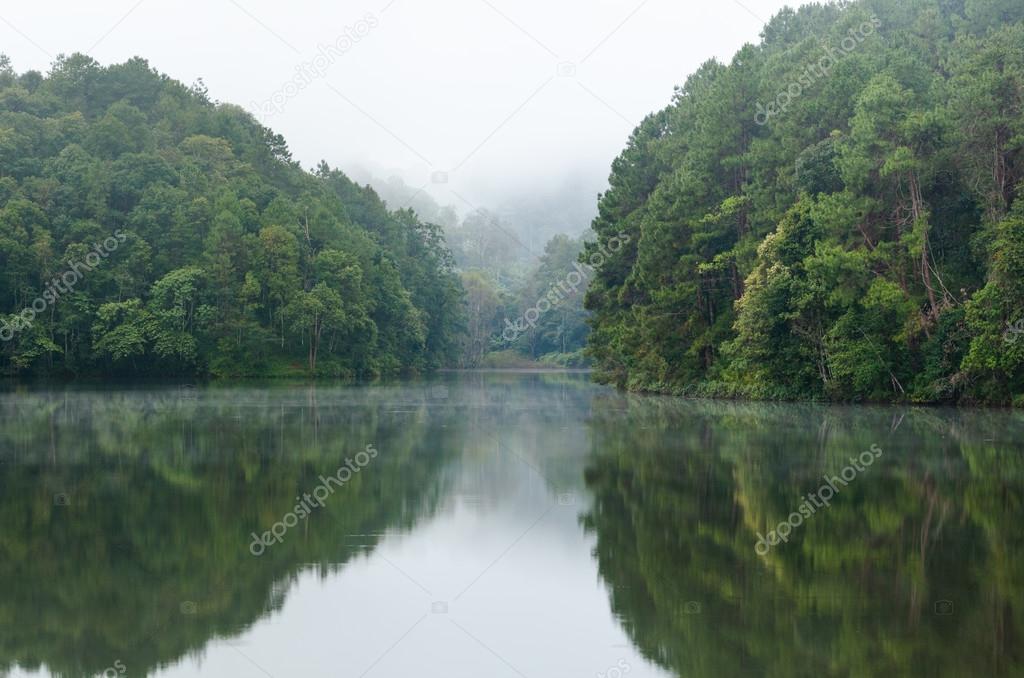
152,458 -> 669,678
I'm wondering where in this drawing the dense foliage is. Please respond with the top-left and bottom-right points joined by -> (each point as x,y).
585,0 -> 1024,403
0,55 -> 464,377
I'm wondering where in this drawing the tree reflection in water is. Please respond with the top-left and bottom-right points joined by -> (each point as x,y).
1,379 -> 1022,678
0,384 -> 456,677
583,397 -> 1024,678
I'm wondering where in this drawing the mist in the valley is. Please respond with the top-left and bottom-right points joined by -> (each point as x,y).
348,162 -> 600,251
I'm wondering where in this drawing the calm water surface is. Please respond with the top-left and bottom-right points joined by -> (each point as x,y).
1,373 -> 1022,677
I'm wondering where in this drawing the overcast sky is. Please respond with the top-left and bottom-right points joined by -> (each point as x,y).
1,0 -> 792,213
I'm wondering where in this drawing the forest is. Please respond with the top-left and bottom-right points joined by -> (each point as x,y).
0,55 -> 464,377
585,0 -> 1024,404
3,0 -> 1024,403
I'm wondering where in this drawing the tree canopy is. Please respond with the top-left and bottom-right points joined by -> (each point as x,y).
585,0 -> 1024,404
0,55 -> 464,377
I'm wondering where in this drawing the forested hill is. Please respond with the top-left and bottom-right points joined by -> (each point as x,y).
584,0 -> 1024,404
0,55 -> 464,378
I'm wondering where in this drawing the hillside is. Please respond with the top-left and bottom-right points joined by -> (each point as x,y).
0,55 -> 464,377
585,0 -> 1024,403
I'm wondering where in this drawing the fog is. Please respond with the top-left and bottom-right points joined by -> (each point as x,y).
1,0 -> 791,229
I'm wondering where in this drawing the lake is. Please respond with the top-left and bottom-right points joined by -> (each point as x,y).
1,372 -> 1022,677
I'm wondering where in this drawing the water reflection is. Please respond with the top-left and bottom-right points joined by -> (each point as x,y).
583,396 -> 1024,677
0,383 -> 465,677
0,376 -> 1022,677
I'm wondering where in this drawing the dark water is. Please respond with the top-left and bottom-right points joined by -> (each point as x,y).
1,373 -> 1022,678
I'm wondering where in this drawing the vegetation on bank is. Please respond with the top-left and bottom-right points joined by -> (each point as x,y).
585,0 -> 1024,404
0,55 -> 464,378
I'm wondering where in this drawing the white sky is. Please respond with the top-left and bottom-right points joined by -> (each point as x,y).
1,0 -> 793,213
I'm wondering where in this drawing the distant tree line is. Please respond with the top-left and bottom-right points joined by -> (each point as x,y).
357,172 -> 598,368
457,233 -> 593,368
